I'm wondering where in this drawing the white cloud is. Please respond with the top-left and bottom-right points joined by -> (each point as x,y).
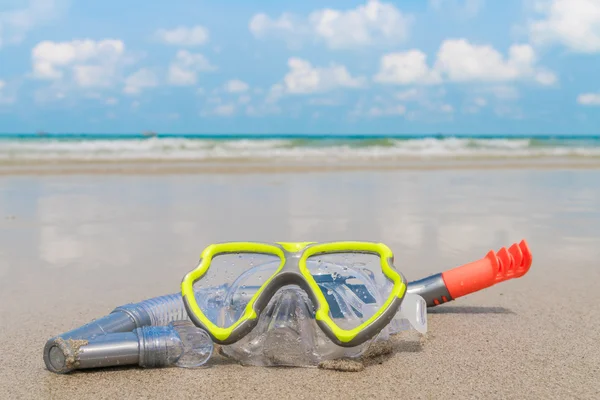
462,86 -> 519,115
33,86 -> 66,103
395,88 -> 420,101
367,104 -> 407,117
440,104 -> 454,113
0,79 -> 15,104
281,57 -> 365,94
167,50 -> 216,86
463,105 -> 480,114
123,68 -> 159,95
308,97 -> 340,106
529,0 -> 600,53
224,79 -> 249,93
201,102 -> 237,117
374,50 -> 441,85
213,104 -> 236,116
352,86 -> 454,120
534,69 -> 557,85
577,93 -> 600,106
474,97 -> 487,107
463,96 -> 488,114
249,0 -> 413,49
480,85 -> 520,100
435,40 -> 553,84
266,83 -> 285,103
82,92 -> 102,100
249,12 -> 303,41
31,39 -> 126,88
429,0 -> 483,18
72,65 -> 115,88
238,94 -> 251,104
463,85 -> 523,114
494,104 -> 524,119
374,39 -> 557,86
246,103 -> 281,117
0,0 -> 65,48
309,0 -> 412,49
155,25 -> 209,46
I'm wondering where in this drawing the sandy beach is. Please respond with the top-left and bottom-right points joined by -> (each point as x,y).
1,163 -> 599,399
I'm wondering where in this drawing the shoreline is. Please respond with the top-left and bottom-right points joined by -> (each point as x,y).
2,158 -> 600,176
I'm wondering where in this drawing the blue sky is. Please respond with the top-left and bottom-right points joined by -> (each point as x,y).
0,0 -> 599,135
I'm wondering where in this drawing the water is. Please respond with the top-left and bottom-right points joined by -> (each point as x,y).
1,133 -> 600,162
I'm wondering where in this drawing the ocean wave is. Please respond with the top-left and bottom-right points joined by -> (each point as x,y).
1,137 -> 599,162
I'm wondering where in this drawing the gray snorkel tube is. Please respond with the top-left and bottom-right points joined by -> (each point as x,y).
43,294 -> 213,374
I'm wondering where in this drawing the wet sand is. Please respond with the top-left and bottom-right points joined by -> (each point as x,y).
1,166 -> 599,399
2,157 -> 600,176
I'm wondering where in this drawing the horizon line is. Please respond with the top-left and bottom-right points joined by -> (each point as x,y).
1,132 -> 599,140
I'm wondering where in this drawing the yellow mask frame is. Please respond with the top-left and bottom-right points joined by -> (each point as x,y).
181,241 -> 407,347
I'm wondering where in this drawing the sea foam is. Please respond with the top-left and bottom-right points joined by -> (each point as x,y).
1,136 -> 599,162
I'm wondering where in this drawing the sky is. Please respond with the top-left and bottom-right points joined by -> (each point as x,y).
0,0 -> 599,135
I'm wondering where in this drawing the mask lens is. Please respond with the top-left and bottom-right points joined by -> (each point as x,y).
306,252 -> 394,330
192,252 -> 282,328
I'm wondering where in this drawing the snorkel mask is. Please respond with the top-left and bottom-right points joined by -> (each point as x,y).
181,242 -> 411,349
185,242 -> 428,366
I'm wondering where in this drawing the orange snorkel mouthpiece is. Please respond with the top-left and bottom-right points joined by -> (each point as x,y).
441,240 -> 532,300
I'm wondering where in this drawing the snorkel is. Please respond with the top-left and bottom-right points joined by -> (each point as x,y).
407,239 -> 532,306
42,239 -> 532,374
43,294 -> 214,373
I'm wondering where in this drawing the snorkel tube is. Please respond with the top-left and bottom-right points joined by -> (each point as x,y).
43,293 -> 213,374
407,240 -> 532,307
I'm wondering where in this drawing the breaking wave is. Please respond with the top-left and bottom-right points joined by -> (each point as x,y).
1,136 -> 600,162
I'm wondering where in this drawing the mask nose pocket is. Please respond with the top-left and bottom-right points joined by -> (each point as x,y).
261,288 -> 319,366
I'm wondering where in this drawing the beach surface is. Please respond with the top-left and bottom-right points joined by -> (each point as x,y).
1,163 -> 599,399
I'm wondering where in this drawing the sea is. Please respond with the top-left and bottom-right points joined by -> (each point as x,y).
0,133 -> 599,162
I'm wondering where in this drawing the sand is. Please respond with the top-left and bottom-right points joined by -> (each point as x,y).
1,164 -> 599,399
